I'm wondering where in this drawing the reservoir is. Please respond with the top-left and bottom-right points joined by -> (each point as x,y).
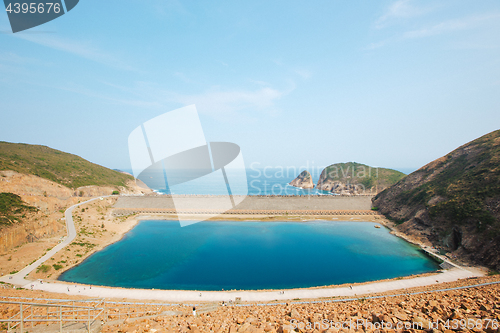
59,221 -> 439,290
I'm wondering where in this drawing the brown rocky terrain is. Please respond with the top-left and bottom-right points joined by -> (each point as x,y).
373,129 -> 500,272
108,278 -> 500,333
28,196 -> 139,281
1,275 -> 499,332
0,171 -> 74,257
289,170 -> 315,189
0,169 -> 151,263
0,193 -> 138,279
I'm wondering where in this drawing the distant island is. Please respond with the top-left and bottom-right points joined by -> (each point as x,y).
289,162 -> 405,195
288,170 -> 314,189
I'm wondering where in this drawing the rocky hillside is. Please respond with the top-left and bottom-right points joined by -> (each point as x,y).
289,170 -> 314,189
0,142 -> 151,254
317,162 -> 405,195
373,130 -> 500,270
0,192 -> 37,226
0,142 -> 134,189
0,191 -> 63,254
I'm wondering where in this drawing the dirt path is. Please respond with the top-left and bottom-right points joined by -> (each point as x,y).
0,197 -> 108,286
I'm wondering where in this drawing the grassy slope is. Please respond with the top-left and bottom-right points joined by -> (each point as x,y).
0,142 -> 133,189
378,130 -> 500,230
319,162 -> 406,190
373,129 -> 500,268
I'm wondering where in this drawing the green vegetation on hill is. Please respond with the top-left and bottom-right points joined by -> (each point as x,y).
0,192 -> 37,226
379,130 -> 500,231
373,129 -> 500,269
318,162 -> 405,190
399,153 -> 498,229
0,142 -> 133,189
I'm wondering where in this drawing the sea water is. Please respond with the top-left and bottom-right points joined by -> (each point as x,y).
124,167 -> 331,196
122,166 -> 413,196
59,221 -> 438,290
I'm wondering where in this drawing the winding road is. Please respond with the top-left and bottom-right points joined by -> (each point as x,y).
0,196 -> 108,286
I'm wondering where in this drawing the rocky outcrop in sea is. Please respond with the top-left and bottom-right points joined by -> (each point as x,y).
289,170 -> 314,189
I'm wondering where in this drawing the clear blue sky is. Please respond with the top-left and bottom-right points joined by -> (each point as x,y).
1,0 -> 499,174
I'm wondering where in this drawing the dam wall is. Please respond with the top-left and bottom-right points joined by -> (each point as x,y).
113,195 -> 376,215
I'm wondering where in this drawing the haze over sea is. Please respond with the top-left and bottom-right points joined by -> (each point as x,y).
59,221 -> 438,290
123,167 -> 412,196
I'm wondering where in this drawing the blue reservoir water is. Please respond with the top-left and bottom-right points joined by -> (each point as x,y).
59,221 -> 439,290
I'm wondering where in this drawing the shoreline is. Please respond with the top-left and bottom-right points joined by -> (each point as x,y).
49,213 -> 395,282
0,197 -> 486,302
50,213 -> 387,281
20,267 -> 480,303
56,214 -> 445,291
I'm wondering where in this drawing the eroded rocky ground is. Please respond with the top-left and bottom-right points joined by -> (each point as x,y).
0,170 -> 145,280
2,275 -> 499,333
27,197 -> 139,281
103,276 -> 500,333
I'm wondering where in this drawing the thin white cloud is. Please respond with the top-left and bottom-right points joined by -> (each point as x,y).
122,79 -> 295,118
450,40 -> 500,50
174,87 -> 285,116
367,13 -> 500,50
363,39 -> 392,51
293,68 -> 312,79
272,59 -> 312,80
0,51 -> 52,78
248,79 -> 272,86
173,72 -> 194,83
54,79 -> 291,120
376,0 -> 429,28
13,34 -> 138,72
56,83 -> 163,108
0,52 -> 41,65
403,13 -> 500,39
144,0 -> 190,17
